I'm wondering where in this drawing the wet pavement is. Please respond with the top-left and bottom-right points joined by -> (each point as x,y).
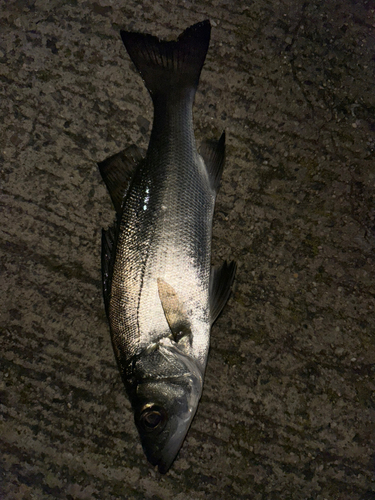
1,1 -> 375,498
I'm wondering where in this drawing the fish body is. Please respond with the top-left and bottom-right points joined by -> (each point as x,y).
99,20 -> 235,473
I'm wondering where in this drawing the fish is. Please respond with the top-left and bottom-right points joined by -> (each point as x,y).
98,20 -> 236,473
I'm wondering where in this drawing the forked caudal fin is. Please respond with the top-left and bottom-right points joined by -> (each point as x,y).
120,20 -> 211,101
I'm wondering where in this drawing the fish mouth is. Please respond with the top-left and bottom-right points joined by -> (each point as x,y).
135,380 -> 201,473
142,406 -> 198,473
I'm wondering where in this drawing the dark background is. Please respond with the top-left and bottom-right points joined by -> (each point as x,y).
1,0 -> 374,498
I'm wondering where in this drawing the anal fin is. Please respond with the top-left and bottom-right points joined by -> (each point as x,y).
200,131 -> 225,193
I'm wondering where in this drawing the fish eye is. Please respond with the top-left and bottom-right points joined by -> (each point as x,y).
140,405 -> 167,432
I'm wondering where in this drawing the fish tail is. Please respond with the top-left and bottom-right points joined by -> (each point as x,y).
120,20 -> 211,100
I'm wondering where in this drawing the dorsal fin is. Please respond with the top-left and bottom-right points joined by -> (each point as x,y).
157,278 -> 192,343
210,260 -> 236,325
200,131 -> 225,193
98,145 -> 143,214
101,223 -> 117,317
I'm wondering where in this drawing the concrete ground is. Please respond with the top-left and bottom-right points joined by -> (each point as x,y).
1,0 -> 374,498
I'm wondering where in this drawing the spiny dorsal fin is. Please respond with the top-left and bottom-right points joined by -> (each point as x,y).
157,278 -> 192,343
210,260 -> 236,325
98,145 -> 144,214
200,131 -> 225,193
101,223 -> 116,317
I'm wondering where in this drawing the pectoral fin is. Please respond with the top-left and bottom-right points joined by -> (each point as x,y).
157,278 -> 192,343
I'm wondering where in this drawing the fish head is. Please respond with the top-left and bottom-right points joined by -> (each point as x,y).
126,342 -> 203,473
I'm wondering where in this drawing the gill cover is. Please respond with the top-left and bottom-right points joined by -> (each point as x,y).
126,342 -> 203,473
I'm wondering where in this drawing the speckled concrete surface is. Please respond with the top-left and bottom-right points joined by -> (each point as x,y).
1,1 -> 375,499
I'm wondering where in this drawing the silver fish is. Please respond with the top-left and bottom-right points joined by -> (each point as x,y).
98,20 -> 235,473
